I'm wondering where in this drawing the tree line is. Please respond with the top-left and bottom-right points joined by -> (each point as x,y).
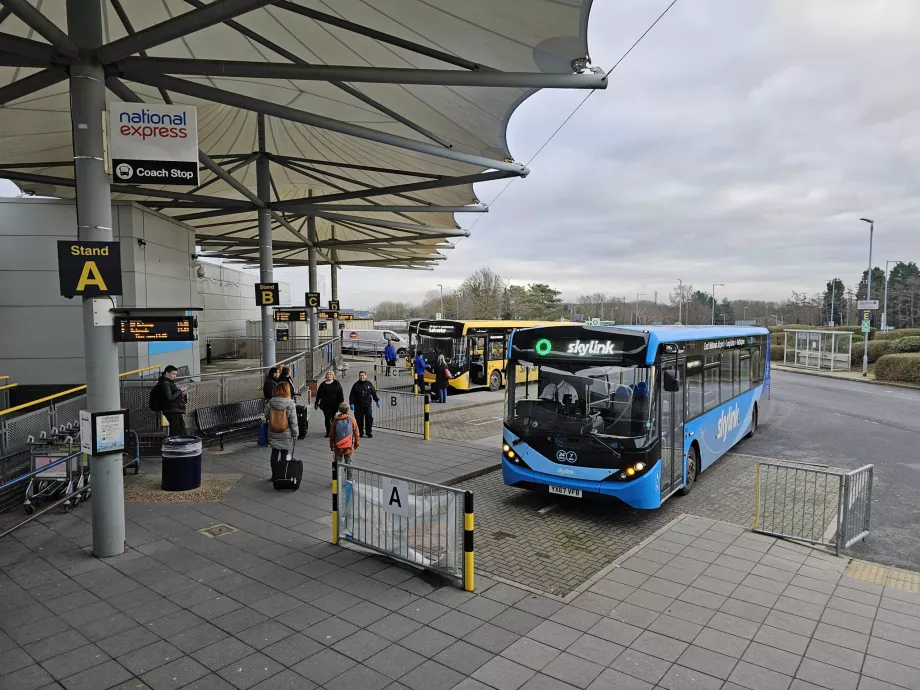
372,263 -> 920,329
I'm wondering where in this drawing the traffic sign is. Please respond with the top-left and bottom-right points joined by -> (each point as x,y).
305,292 -> 320,308
861,320 -> 871,333
857,300 -> 879,310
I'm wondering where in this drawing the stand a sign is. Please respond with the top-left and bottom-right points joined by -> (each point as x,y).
108,103 -> 199,186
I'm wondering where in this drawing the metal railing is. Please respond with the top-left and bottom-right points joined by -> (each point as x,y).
332,460 -> 473,590
375,390 -> 429,438
206,336 -> 342,364
374,363 -> 415,393
0,382 -> 15,412
752,460 -> 874,554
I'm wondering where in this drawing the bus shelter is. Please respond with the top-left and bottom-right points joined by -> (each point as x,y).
0,0 -> 605,557
783,329 -> 853,371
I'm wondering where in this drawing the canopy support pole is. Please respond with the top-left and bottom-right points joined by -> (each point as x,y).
68,0 -> 125,559
331,225 -> 339,344
307,189 -> 318,351
256,113 -> 276,368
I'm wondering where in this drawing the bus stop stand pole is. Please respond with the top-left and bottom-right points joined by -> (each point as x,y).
863,220 -> 873,377
256,114 -> 276,368
69,0 -> 125,557
330,227 -> 339,339
308,190 -> 319,352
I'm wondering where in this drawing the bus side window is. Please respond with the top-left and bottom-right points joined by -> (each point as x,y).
719,352 -> 734,403
685,358 -> 704,419
739,352 -> 751,393
703,355 -> 719,412
751,346 -> 763,383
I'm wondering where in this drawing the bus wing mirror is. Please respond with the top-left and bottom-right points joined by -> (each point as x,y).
663,372 -> 680,392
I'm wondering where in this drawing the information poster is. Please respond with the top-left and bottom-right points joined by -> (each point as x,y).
79,410 -> 92,455
95,413 -> 126,453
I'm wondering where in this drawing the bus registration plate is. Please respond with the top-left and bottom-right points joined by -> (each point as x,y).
549,485 -> 582,498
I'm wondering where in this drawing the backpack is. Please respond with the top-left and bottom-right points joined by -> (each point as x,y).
332,416 -> 354,451
268,404 -> 289,433
149,384 -> 164,412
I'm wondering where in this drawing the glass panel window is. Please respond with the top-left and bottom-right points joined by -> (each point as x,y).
703,356 -> 719,412
720,352 -> 734,403
739,353 -> 751,393
751,346 -> 763,382
686,357 -> 704,419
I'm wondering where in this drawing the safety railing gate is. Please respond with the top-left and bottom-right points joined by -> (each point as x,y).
373,363 -> 415,393
375,390 -> 430,439
332,461 -> 474,590
753,460 -> 874,554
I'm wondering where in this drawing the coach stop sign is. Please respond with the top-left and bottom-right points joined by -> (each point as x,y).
108,103 -> 199,185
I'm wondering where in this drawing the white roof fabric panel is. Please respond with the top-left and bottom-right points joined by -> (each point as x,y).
0,0 -> 599,268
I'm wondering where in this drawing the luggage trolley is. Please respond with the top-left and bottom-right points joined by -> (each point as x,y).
23,425 -> 87,515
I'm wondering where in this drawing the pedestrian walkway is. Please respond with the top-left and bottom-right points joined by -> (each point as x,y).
773,363 -> 920,390
2,439 -> 920,690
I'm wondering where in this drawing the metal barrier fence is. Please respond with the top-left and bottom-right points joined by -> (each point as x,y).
207,336 -> 342,372
374,363 -> 415,392
375,390 -> 429,438
752,460 -> 874,554
332,461 -> 473,590
0,380 -> 14,411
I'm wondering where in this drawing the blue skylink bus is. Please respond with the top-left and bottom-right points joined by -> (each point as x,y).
502,325 -> 770,509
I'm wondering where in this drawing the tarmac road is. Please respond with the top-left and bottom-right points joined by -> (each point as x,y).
746,369 -> 920,569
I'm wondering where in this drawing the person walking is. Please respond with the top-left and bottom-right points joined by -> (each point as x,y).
413,350 -> 428,394
314,370 -> 345,435
263,367 -> 280,400
349,371 -> 380,438
329,401 -> 359,478
434,353 -> 452,404
383,339 -> 397,375
150,365 -> 189,436
264,381 -> 298,475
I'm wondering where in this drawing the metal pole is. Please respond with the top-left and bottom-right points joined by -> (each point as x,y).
68,0 -> 124,558
711,283 -> 723,326
883,261 -> 891,332
861,219 -> 874,376
438,284 -> 443,317
830,279 -> 836,326
308,189 -> 319,350
331,225 -> 339,341
256,114 -> 276,368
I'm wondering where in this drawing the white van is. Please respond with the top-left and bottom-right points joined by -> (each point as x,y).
342,329 -> 410,356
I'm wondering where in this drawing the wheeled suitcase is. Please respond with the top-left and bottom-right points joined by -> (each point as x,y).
295,404 -> 309,439
272,441 -> 302,491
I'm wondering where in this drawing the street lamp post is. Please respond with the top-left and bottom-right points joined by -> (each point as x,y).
711,283 -> 724,325
743,306 -> 748,322
635,293 -> 646,325
437,283 -> 444,318
676,278 -> 684,323
860,218 -> 874,376
882,260 -> 901,332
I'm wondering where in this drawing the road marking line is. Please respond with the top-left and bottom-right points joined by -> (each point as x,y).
538,504 -> 558,515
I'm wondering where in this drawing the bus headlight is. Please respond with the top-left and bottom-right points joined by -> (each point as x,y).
626,467 -> 636,476
635,462 -> 645,471
502,444 -> 510,453
614,460 -> 652,481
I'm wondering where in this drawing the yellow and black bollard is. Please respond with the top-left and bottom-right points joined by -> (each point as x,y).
424,394 -> 430,440
373,364 -> 378,389
331,460 -> 339,544
463,491 -> 474,591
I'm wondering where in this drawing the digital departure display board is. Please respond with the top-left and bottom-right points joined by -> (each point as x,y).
114,316 -> 197,342
274,309 -> 307,322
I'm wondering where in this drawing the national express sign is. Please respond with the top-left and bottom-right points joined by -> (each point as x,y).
108,103 -> 199,185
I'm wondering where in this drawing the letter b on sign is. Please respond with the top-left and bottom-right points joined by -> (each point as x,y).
389,395 -> 398,407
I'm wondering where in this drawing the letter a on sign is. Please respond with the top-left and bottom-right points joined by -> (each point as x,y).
382,478 -> 410,517
76,261 -> 108,292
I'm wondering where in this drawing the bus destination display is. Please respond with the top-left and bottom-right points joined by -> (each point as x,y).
114,317 -> 197,342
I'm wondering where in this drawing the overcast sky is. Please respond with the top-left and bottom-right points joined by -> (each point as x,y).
5,0 -> 920,310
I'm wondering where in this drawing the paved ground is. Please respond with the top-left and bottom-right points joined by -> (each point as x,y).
4,504 -> 920,690
431,402 -> 506,442
746,370 -> 920,570
458,448 -> 826,597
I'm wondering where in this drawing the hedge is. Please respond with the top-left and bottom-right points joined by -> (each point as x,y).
851,340 -> 896,364
875,328 -> 920,341
894,336 -> 920,353
875,353 -> 920,384
770,344 -> 784,361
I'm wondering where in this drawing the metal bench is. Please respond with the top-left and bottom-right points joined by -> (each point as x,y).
195,398 -> 263,450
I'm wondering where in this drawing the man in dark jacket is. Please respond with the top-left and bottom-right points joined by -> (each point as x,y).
349,371 -> 380,438
263,367 -> 280,400
152,365 -> 188,435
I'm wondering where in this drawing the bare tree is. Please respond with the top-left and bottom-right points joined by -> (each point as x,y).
456,267 -> 506,319
669,282 -> 694,324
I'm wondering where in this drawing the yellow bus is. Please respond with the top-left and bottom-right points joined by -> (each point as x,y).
409,319 -> 574,391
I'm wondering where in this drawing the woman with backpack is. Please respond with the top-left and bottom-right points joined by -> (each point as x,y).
434,354 -> 452,404
314,370 -> 345,435
265,381 -> 298,474
329,401 -> 359,477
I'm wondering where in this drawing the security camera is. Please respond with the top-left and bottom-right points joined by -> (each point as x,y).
196,265 -> 206,278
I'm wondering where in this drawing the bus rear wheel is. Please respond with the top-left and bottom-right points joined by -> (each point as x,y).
679,445 -> 698,496
746,405 -> 758,439
489,370 -> 502,391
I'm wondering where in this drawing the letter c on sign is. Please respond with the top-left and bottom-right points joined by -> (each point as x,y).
390,395 -> 397,407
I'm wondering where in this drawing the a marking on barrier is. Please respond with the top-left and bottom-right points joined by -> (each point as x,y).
382,477 -> 410,517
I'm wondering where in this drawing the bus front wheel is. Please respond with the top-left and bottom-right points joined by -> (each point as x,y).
489,370 -> 502,391
679,445 -> 699,496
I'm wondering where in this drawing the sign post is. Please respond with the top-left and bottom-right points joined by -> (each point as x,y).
108,103 -> 199,185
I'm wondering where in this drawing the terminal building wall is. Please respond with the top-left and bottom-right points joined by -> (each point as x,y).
0,198 -> 286,388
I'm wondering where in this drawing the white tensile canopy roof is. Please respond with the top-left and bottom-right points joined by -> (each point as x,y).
0,0 -> 604,270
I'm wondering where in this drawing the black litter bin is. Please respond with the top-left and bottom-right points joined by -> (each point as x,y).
161,436 -> 202,491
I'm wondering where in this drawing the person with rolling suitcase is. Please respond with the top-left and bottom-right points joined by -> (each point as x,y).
265,382 -> 301,489
329,402 -> 359,479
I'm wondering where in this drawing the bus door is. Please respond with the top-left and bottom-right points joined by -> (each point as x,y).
659,358 -> 686,498
468,335 -> 487,386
